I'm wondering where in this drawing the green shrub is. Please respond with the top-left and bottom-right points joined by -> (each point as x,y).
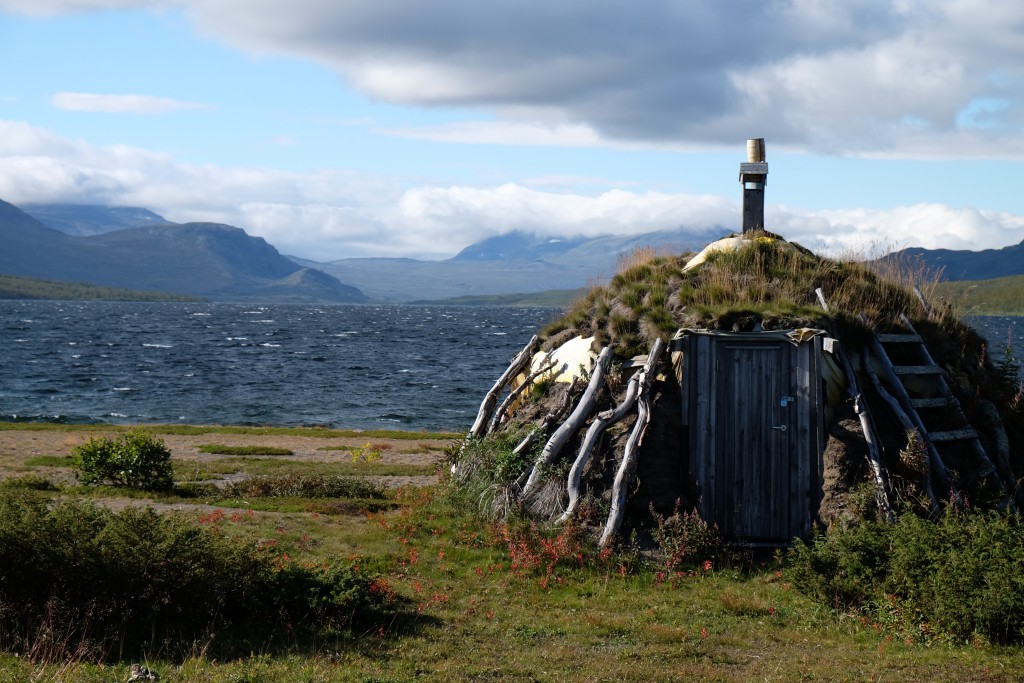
0,474 -> 58,491
221,474 -> 385,500
0,490 -> 392,660
790,510 -> 1024,644
649,500 -> 723,570
72,430 -> 174,492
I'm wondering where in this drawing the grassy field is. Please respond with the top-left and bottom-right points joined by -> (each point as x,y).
936,274 -> 1024,316
0,423 -> 1020,682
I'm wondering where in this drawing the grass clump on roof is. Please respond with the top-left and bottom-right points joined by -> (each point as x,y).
542,234 -> 937,357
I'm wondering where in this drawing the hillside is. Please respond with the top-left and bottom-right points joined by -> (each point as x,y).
22,203 -> 168,236
0,274 -> 202,301
0,199 -> 368,303
886,240 -> 1024,281
936,273 -> 1024,316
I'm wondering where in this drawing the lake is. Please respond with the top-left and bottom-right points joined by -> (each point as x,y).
0,301 -> 1019,431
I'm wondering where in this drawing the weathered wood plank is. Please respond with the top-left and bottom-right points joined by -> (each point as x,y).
876,333 -> 923,343
929,428 -> 979,442
893,365 -> 943,376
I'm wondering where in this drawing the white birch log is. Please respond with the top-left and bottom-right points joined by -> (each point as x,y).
511,378 -> 578,460
486,357 -> 561,435
599,338 -> 665,548
519,346 -> 614,498
468,335 -> 539,439
556,370 -> 641,525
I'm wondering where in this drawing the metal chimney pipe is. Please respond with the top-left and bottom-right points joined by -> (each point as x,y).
739,138 -> 768,233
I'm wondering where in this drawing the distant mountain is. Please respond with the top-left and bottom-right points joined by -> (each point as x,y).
0,199 -> 368,303
884,241 -> 1024,281
300,227 -> 724,302
452,231 -> 592,261
23,203 -> 168,236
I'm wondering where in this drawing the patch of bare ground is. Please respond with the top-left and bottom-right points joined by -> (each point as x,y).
0,427 -> 451,510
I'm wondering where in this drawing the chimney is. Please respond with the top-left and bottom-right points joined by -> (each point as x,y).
739,138 -> 768,233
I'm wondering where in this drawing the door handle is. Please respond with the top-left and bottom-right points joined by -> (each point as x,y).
771,425 -> 787,432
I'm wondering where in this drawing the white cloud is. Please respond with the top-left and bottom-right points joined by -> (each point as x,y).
51,92 -> 208,114
8,1 -> 1024,157
162,0 -> 1024,159
2,120 -> 1022,262
0,0 -> 164,16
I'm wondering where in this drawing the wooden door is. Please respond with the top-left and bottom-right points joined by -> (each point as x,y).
715,340 -> 797,541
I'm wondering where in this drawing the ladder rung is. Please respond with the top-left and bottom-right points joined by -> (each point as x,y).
910,398 -> 949,409
894,365 -> 942,376
929,428 -> 978,443
877,333 -> 923,343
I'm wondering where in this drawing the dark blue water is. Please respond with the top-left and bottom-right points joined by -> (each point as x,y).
0,302 -> 559,431
1,302 -> 1019,431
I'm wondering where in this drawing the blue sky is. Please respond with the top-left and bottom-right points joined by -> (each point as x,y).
2,1 -> 1024,260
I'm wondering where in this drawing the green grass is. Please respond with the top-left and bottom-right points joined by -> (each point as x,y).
177,457 -> 437,479
936,273 -> 1024,316
3,417 -> 1022,681
3,480 -> 1021,681
197,444 -> 294,455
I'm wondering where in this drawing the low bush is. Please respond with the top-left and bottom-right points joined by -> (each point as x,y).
72,430 -> 174,492
790,509 -> 1024,644
221,473 -> 385,500
649,500 -> 724,571
0,490 -> 392,661
197,444 -> 294,455
0,474 -> 58,491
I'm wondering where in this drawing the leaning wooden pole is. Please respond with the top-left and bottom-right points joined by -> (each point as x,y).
862,349 -> 939,514
556,370 -> 641,525
511,378 -> 578,459
468,335 -> 539,439
815,289 -> 894,521
841,352 -> 896,522
486,357 -> 560,435
599,338 -> 665,548
866,334 -> 956,499
519,347 -> 613,498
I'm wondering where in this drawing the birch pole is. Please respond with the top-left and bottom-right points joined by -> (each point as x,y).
599,338 -> 665,548
468,335 -> 539,439
518,346 -> 613,498
556,370 -> 641,525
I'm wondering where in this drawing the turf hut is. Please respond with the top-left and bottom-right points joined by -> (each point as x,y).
452,141 -> 1023,548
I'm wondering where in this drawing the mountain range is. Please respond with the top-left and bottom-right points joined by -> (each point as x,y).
0,200 -> 367,302
291,228 -> 724,301
885,242 -> 1024,281
3,198 -> 1024,303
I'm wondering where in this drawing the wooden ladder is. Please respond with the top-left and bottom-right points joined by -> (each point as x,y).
868,315 -> 1009,505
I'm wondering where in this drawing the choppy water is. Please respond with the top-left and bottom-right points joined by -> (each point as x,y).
0,302 -> 1019,431
0,301 -> 559,431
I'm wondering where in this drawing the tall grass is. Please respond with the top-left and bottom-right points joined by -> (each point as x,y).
544,235 -> 940,357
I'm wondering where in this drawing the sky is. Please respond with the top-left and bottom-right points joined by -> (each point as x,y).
1,1 -> 1024,261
